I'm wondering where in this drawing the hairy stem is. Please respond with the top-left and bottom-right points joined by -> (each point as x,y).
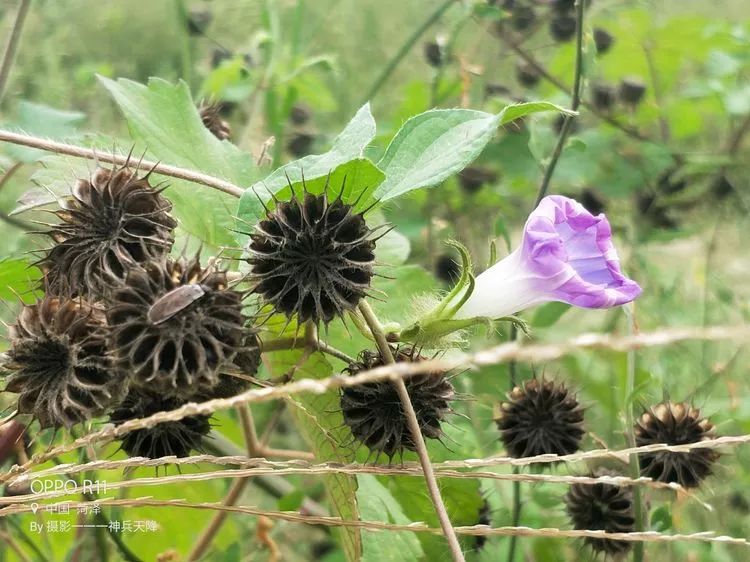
362,0 -> 456,105
357,300 -> 466,562
535,0 -> 586,207
0,130 -> 245,198
0,0 -> 31,104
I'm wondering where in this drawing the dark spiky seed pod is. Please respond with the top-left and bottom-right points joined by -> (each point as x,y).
199,102 -> 231,141
5,298 -> 126,429
289,104 -> 312,126
39,165 -> 177,299
580,188 -> 606,216
287,132 -> 315,158
340,347 -> 454,460
550,14 -> 576,42
200,333 -> 262,399
593,28 -> 614,54
730,492 -> 750,514
636,193 -> 678,230
484,83 -> 511,98
186,8 -> 212,36
516,62 -> 540,88
619,78 -> 647,106
423,41 -> 444,67
496,378 -> 584,459
110,390 -> 211,459
458,166 -> 498,194
511,6 -> 536,31
552,0 -> 576,13
474,498 -> 492,551
434,254 -> 461,286
592,84 -> 617,111
634,401 -> 718,488
107,255 -> 248,398
711,175 -> 733,199
211,48 -> 232,69
247,190 -> 377,324
553,114 -> 579,135
565,469 -> 635,557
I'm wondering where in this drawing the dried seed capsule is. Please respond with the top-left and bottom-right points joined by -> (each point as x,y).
591,83 -> 617,111
5,298 -> 126,429
552,0 -> 576,14
634,401 -> 719,488
186,8 -> 212,36
565,469 -> 635,557
549,14 -> 576,42
496,378 -> 584,459
619,77 -> 647,106
246,187 -> 377,324
287,132 -> 315,158
579,188 -> 606,216
516,61 -> 540,88
110,390 -> 211,459
340,347 -> 454,461
473,498 -> 491,551
199,102 -> 231,141
434,254 -> 461,286
107,255 -> 248,398
511,6 -> 536,31
458,166 -> 498,194
39,165 -> 177,300
289,104 -> 312,126
423,41 -> 444,67
593,28 -> 614,54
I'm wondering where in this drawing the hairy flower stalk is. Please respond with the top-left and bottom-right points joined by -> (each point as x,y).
453,195 -> 641,320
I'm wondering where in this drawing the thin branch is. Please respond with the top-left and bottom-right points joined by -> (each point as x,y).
534,0 -> 586,207
0,0 -> 31,104
358,301 -> 465,562
0,130 -> 245,198
496,30 -> 648,143
4,324 -> 749,479
2,498 -> 749,547
362,0 -> 456,105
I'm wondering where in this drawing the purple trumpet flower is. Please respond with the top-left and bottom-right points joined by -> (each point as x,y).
453,195 -> 642,319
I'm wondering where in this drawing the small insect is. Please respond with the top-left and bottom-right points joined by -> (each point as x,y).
147,284 -> 206,325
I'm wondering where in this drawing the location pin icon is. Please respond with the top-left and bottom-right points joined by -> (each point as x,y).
30,503 -> 39,514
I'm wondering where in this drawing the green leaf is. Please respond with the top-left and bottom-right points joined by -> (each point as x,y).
375,109 -> 500,201
238,156 -> 384,227
0,259 -> 42,303
98,76 -> 255,248
650,505 -> 673,532
358,475 -> 424,561
497,101 -> 575,126
267,344 -> 361,561
4,101 -> 85,163
374,103 -> 570,201
242,103 -> 376,214
531,302 -> 571,328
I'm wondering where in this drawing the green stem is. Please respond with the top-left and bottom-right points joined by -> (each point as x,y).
534,0 -> 586,207
362,0 -> 456,105
174,0 -> 193,87
625,312 -> 644,562
0,0 -> 31,105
